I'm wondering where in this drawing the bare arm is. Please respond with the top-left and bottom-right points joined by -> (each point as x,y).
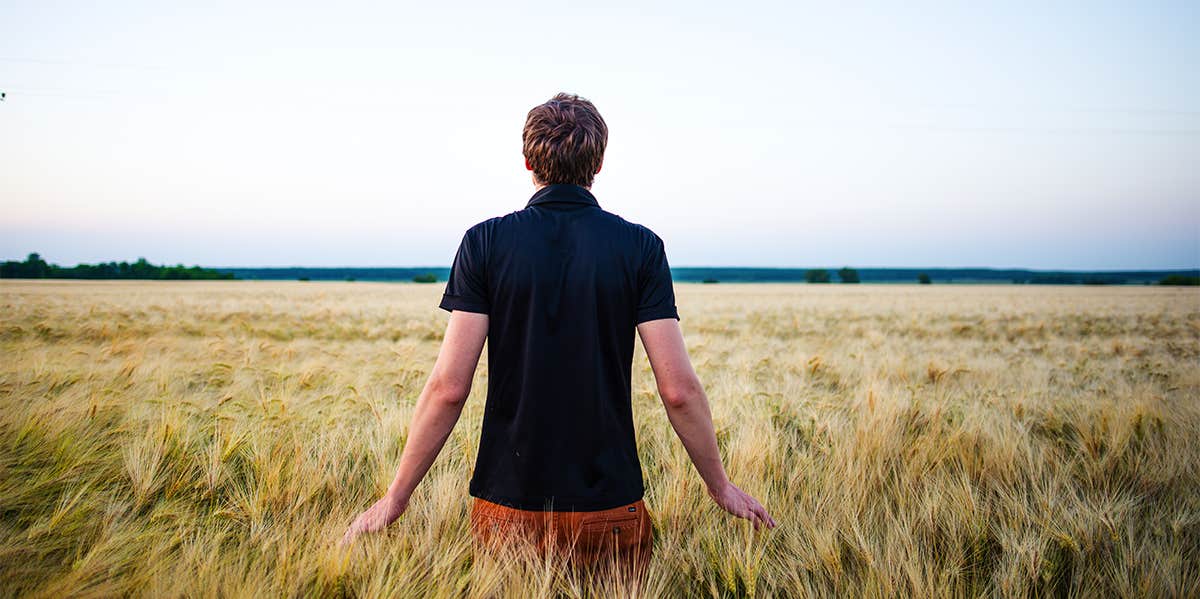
637,318 -> 776,529
341,310 -> 489,545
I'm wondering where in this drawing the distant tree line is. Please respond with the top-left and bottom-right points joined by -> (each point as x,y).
804,268 -> 862,284
0,253 -> 235,280
1013,274 -> 1129,285
1159,274 -> 1200,286
667,268 -> 1198,284
1011,274 -> 1197,286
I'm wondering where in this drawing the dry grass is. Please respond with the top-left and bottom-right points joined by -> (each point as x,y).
1,280 -> 1198,597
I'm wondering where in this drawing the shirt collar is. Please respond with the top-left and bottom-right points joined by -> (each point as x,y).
526,184 -> 600,208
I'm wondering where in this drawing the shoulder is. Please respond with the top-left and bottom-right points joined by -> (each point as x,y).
599,212 -> 669,270
629,221 -> 667,257
468,205 -> 547,234
460,215 -> 506,246
600,210 -> 665,246
634,222 -> 665,247
466,215 -> 505,234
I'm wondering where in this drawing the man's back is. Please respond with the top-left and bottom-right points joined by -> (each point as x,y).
341,93 -> 773,560
439,183 -> 678,510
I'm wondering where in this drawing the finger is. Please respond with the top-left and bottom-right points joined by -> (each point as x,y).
753,504 -> 775,529
747,501 -> 764,520
345,517 -> 365,539
740,495 -> 768,527
738,507 -> 761,529
748,507 -> 766,529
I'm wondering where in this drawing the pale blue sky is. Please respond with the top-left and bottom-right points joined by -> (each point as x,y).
2,1 -> 1197,269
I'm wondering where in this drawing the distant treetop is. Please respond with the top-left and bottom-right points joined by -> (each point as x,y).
0,253 -> 235,280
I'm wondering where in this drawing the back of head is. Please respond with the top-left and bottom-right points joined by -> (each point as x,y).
522,93 -> 608,188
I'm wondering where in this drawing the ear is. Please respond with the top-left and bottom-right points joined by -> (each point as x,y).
525,159 -> 533,171
595,160 -> 603,175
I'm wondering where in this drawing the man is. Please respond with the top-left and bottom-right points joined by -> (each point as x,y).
341,93 -> 775,570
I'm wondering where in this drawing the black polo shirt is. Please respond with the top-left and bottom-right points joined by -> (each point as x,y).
438,183 -> 679,511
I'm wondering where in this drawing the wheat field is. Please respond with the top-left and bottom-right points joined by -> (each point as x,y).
0,280 -> 1197,597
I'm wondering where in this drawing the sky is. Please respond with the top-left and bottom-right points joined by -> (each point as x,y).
1,1 -> 1198,270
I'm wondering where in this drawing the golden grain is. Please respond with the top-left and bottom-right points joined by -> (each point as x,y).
1,281 -> 1197,597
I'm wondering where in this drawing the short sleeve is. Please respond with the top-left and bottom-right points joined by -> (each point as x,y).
439,227 -> 490,314
636,232 -> 679,323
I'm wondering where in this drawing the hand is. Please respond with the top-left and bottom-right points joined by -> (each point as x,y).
340,493 -> 408,546
708,481 -> 777,529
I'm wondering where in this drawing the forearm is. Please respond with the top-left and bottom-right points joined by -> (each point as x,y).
383,385 -> 467,503
663,392 -> 729,493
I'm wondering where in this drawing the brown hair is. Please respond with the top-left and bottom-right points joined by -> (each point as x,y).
522,93 -> 608,188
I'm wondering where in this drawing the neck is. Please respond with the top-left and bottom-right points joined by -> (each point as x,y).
534,182 -> 589,192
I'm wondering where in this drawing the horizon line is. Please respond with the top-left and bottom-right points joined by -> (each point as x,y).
207,265 -> 1200,273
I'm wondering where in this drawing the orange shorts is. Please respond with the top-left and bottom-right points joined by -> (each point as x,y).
469,497 -> 653,574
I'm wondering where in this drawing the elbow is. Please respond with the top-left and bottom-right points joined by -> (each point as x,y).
660,377 -> 703,410
426,374 -> 471,407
